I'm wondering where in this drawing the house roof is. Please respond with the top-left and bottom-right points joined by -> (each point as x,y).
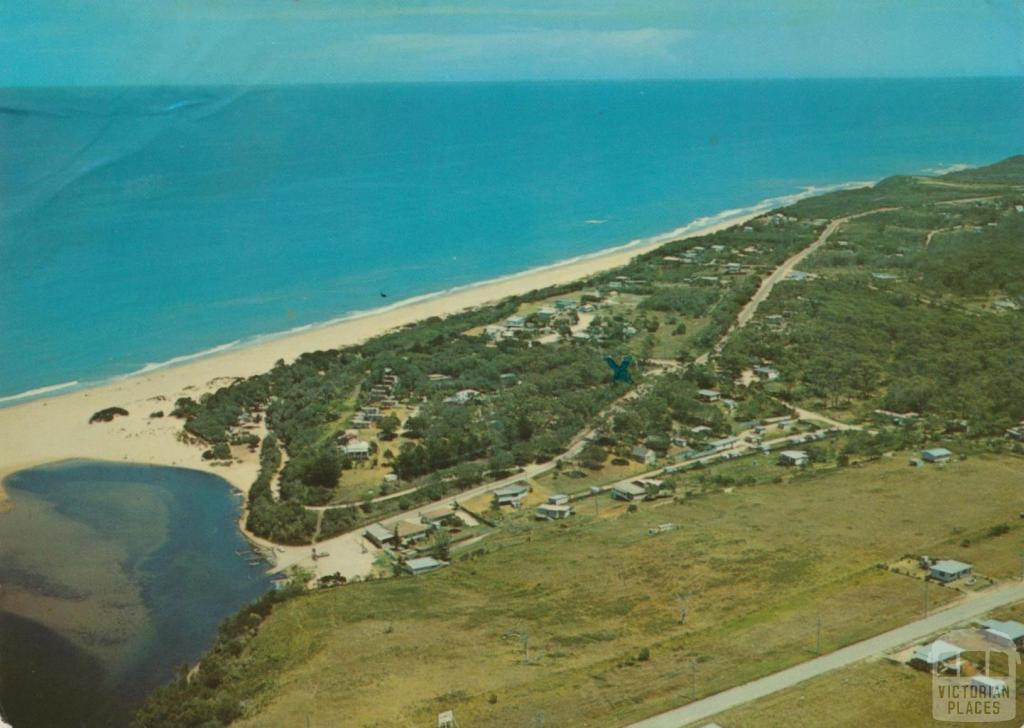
615,482 -> 647,496
697,389 -> 720,397
923,447 -> 952,458
913,639 -> 964,664
405,556 -> 443,571
631,445 -> 654,456
345,440 -> 371,453
780,450 -> 808,459
982,619 -> 1024,642
971,675 -> 1008,690
494,483 -> 529,497
931,559 -> 972,575
364,523 -> 393,542
537,503 -> 572,513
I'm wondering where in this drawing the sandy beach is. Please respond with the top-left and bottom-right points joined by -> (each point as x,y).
0,212 -> 757,572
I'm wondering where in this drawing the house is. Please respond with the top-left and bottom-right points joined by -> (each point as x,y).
707,436 -> 739,453
344,440 -> 371,460
427,373 -> 453,383
753,365 -> 780,381
395,520 -> 433,545
403,556 -> 446,575
360,406 -> 382,422
981,619 -> 1024,646
444,389 -> 480,405
910,639 -> 964,673
483,324 -> 504,340
921,447 -> 952,463
634,478 -> 665,493
929,559 -> 973,583
1006,425 -> 1024,442
612,482 -> 647,502
971,675 -> 1008,698
871,272 -> 899,281
536,503 -> 574,520
554,298 -> 577,310
690,425 -> 713,436
631,445 -> 657,465
505,315 -> 526,329
725,262 -> 743,274
363,522 -> 396,547
778,450 -> 809,467
786,270 -> 810,282
493,482 -> 530,507
547,494 -> 571,505
697,389 -> 720,402
992,299 -> 1019,311
383,473 -> 399,483
535,307 -> 557,321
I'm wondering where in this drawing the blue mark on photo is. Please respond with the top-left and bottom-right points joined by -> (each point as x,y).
604,355 -> 634,384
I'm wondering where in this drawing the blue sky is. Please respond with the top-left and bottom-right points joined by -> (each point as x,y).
3,1 -> 1022,85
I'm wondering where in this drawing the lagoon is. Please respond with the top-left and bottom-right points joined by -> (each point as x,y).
0,461 -> 270,727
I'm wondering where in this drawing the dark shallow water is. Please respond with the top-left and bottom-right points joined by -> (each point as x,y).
0,461 -> 271,727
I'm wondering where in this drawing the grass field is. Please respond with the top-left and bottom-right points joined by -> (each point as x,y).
222,454 -> 1024,727
712,601 -> 1024,727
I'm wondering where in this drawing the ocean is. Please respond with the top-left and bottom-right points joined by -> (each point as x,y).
0,461 -> 271,727
1,78 -> 1022,401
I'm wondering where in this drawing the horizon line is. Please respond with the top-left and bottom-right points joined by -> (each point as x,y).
2,74 -> 1022,90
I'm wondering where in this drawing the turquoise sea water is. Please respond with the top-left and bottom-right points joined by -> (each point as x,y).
1,79 -> 1022,401
0,462 -> 270,727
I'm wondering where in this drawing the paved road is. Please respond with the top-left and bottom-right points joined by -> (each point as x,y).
625,581 -> 1024,728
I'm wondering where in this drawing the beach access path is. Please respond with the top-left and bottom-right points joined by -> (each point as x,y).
624,580 -> 1024,728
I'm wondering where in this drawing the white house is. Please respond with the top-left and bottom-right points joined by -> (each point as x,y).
444,389 -> 481,405
493,483 -> 530,507
344,440 -> 371,460
778,450 -> 809,467
631,445 -> 657,465
921,447 -> 952,463
911,639 -> 964,673
612,482 -> 647,502
929,559 -> 972,583
535,503 -> 574,520
697,389 -> 720,402
403,556 -> 446,575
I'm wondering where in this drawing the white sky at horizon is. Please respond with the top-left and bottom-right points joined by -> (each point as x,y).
2,1 -> 1022,86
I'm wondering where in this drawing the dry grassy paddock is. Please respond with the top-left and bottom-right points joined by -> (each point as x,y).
233,454 -> 1023,727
